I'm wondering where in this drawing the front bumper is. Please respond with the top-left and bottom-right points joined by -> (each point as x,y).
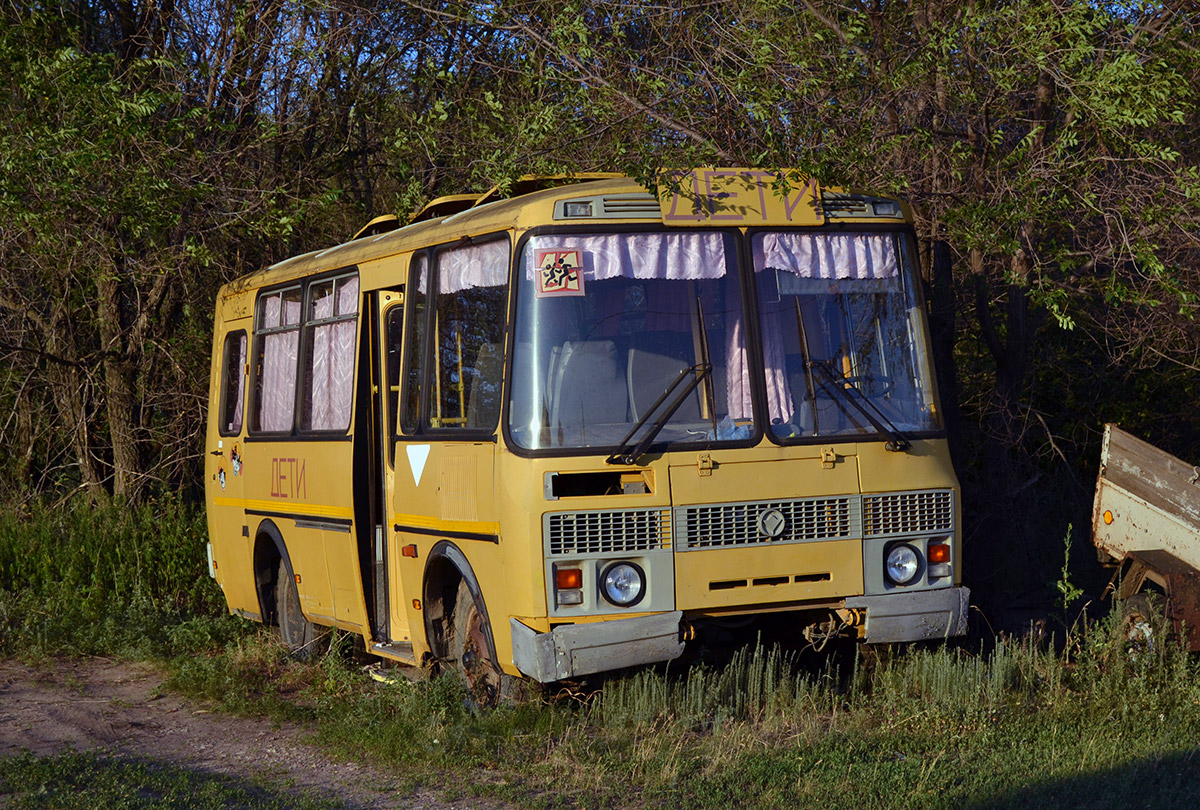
844,586 -> 970,643
511,611 -> 685,683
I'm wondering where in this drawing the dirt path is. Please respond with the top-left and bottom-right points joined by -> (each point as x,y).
0,658 -> 510,809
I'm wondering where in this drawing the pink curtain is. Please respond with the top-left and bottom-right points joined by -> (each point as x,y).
227,334 -> 246,433
307,276 -> 358,431
258,293 -> 301,432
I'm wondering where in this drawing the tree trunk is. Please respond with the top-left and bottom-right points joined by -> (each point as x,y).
48,363 -> 105,500
927,240 -> 964,473
97,272 -> 143,502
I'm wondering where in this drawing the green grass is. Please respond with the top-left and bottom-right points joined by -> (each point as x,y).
0,495 -> 240,658
5,500 -> 1200,808
160,617 -> 1200,810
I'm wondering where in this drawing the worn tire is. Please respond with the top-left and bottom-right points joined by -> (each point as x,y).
448,579 -> 521,707
276,559 -> 326,660
1119,593 -> 1160,659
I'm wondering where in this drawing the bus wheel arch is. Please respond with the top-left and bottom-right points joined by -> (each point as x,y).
252,520 -> 325,658
252,520 -> 289,625
423,541 -> 515,705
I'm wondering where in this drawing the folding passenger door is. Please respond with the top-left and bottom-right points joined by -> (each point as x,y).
365,288 -> 414,657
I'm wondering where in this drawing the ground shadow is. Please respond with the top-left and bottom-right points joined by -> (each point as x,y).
0,749 -> 360,810
967,748 -> 1200,810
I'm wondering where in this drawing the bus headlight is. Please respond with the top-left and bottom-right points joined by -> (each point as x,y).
885,544 -> 921,586
601,561 -> 646,607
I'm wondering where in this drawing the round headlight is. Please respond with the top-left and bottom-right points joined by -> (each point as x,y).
601,561 -> 646,607
885,544 -> 921,585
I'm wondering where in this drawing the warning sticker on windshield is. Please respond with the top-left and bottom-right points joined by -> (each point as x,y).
535,250 -> 586,298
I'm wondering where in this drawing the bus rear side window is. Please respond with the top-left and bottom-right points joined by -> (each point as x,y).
219,331 -> 247,436
253,286 -> 302,433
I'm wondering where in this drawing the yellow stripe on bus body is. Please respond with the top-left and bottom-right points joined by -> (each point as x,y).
391,513 -> 500,536
212,497 -> 354,520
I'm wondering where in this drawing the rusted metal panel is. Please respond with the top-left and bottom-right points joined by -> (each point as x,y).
1099,424 -> 1200,536
1094,481 -> 1200,574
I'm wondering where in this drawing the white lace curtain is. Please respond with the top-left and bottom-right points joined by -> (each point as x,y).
430,240 -> 510,294
753,232 -> 899,280
257,276 -> 358,433
523,232 -> 727,282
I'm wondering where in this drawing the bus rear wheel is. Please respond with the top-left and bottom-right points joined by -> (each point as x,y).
276,559 -> 324,659
449,579 -> 517,707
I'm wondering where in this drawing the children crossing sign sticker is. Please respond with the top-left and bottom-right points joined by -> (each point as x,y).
535,249 -> 586,298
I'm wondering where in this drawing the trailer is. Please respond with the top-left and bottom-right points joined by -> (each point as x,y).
1092,423 -> 1200,650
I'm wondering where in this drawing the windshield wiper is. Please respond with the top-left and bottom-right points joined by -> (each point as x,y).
809,361 -> 912,452
606,363 -> 713,466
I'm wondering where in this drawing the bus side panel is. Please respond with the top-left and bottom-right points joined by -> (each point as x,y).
239,438 -> 366,631
494,447 -> 552,625
323,524 -> 369,631
391,441 -> 504,665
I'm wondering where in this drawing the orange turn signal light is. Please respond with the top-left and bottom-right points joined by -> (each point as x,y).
556,567 -> 583,590
401,544 -> 418,558
1103,510 -> 1114,525
928,543 -> 950,564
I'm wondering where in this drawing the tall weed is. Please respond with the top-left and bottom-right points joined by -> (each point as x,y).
0,496 -> 236,657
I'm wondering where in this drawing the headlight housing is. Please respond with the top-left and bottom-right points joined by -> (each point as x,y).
885,544 -> 921,586
601,561 -> 646,607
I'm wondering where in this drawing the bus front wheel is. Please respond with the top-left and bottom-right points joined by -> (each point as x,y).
276,559 -> 324,659
450,579 -> 516,706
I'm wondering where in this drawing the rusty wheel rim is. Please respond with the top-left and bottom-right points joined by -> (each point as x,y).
461,601 -> 500,705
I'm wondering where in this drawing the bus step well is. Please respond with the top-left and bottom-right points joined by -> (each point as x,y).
370,642 -> 417,665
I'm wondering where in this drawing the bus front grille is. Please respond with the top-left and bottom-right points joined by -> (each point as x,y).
674,489 -> 954,551
546,508 -> 671,556
676,496 -> 859,550
862,490 -> 953,536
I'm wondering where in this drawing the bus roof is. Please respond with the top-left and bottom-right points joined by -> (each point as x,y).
219,171 -> 908,299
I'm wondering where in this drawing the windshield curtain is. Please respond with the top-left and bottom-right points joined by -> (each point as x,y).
509,231 -> 752,451
752,231 -> 941,441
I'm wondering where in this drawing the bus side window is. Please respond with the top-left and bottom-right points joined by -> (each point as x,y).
300,273 -> 358,433
401,254 -> 428,434
385,306 -> 404,459
428,240 -> 510,432
218,331 -> 247,436
252,286 -> 302,433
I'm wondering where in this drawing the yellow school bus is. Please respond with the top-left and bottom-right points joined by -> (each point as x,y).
204,169 -> 967,703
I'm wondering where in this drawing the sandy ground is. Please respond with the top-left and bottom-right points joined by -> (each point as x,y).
0,658 -> 513,809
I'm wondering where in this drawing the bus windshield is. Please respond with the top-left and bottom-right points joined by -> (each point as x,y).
752,231 -> 941,441
509,231 -> 753,452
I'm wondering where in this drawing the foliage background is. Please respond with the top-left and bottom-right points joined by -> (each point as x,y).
1,0 -> 1198,623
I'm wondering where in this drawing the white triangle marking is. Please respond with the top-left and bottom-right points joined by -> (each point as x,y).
406,444 -> 431,487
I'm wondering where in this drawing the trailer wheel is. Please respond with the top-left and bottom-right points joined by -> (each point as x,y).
1118,594 -> 1160,659
276,559 -> 326,660
449,579 -> 519,707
